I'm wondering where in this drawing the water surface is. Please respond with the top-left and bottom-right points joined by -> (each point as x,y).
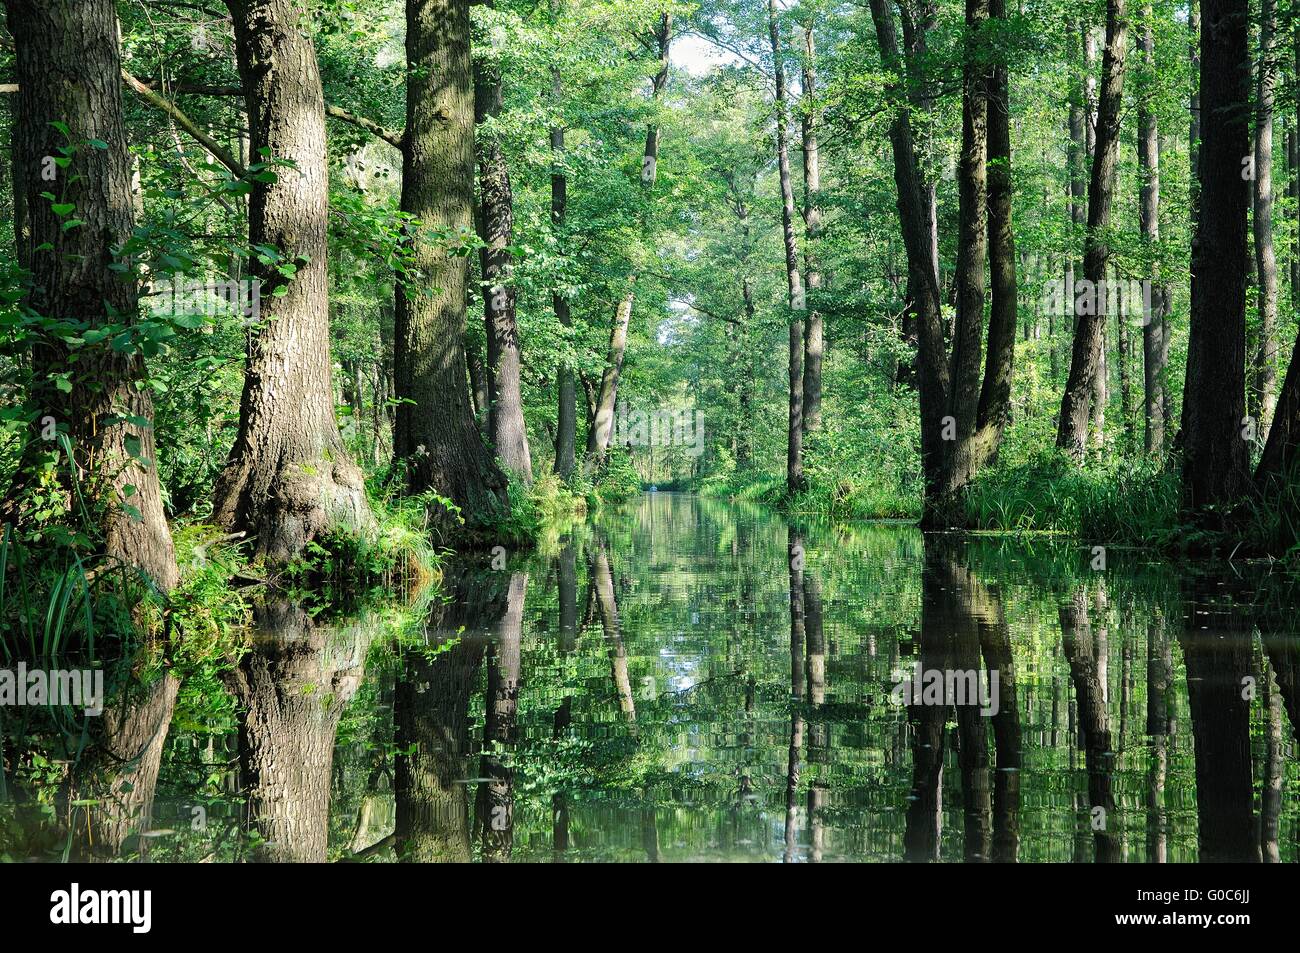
5,491 -> 1299,862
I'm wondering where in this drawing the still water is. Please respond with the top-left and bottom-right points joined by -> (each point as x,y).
5,491 -> 1300,862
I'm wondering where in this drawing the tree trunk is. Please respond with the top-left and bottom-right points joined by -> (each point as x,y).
1251,0 -> 1279,442
475,25 -> 533,486
768,0 -> 806,496
475,572 -> 527,861
395,0 -> 507,524
213,0 -> 373,563
973,0 -> 1017,470
867,0 -> 951,516
5,0 -> 178,590
1182,0 -> 1250,517
551,4 -> 577,481
585,14 -> 671,475
947,0 -> 991,494
586,284 -> 634,467
1057,0 -> 1129,460
800,22 -> 824,438
1137,5 -> 1168,457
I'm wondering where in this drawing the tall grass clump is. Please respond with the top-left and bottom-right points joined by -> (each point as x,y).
962,448 -> 1180,543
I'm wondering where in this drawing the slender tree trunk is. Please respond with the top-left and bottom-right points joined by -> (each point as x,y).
1084,27 -> 1107,447
586,283 -> 635,465
1057,0 -> 1129,460
800,22 -> 824,438
1189,0 -> 1202,217
1182,0 -> 1250,517
767,0 -> 806,496
1252,0 -> 1279,442
973,0 -> 1017,470
395,0 -> 507,524
585,14 -> 671,475
1137,6 -> 1168,457
475,20 -> 533,486
868,0 -> 951,517
5,0 -> 178,589
551,2 -> 576,481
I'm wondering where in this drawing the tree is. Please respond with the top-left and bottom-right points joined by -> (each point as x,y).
800,19 -> 824,437
1057,0 -> 1129,459
4,0 -> 178,590
395,0 -> 508,523
475,3 -> 533,486
214,0 -> 374,562
1136,2 -> 1169,457
1182,0 -> 1250,517
767,0 -> 806,495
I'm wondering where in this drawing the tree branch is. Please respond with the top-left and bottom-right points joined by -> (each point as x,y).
325,104 -> 404,150
121,70 -> 247,176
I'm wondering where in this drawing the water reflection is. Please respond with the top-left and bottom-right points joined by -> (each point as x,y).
5,491 -> 1300,862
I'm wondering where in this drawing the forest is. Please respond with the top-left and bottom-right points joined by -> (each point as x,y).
2,0 -> 1300,868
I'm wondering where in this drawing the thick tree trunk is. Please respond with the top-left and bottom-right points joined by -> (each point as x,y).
800,23 -> 824,438
5,0 -> 178,590
1057,0 -> 1129,459
867,0 -> 951,516
1251,0 -> 1279,442
1182,0 -> 1250,517
767,0 -> 806,496
947,0 -> 991,493
213,0 -> 373,563
1137,6 -> 1168,457
475,30 -> 533,486
395,0 -> 507,524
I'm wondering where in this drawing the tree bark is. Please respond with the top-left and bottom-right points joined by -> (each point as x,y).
947,0 -> 991,493
767,0 -> 806,496
5,0 -> 178,590
551,2 -> 576,481
1251,0 -> 1279,442
585,15 -> 671,475
213,0 -> 373,563
395,0 -> 507,524
800,22 -> 824,438
1057,0 -> 1129,460
1182,0 -> 1251,517
973,0 -> 1016,471
1137,5 -> 1168,457
475,20 -> 533,486
867,0 -> 951,516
